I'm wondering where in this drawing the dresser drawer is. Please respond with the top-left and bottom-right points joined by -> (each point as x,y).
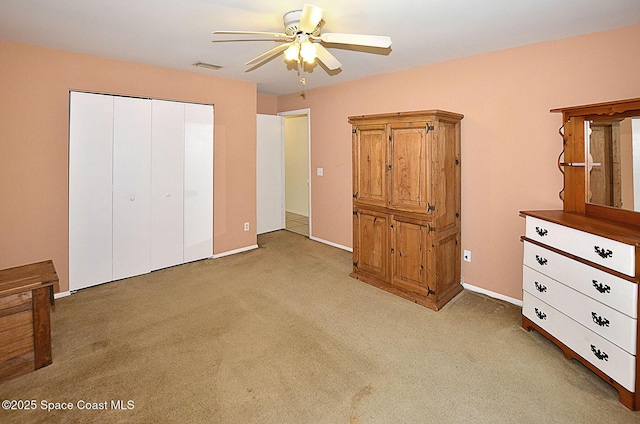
523,292 -> 636,392
524,266 -> 637,354
523,241 -> 638,318
525,216 -> 635,277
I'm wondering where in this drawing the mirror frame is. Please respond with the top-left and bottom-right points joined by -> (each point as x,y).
551,97 -> 640,227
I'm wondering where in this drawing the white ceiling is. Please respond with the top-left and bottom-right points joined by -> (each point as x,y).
2,0 -> 639,96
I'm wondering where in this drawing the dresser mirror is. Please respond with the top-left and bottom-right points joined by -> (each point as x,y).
585,117 -> 640,211
551,98 -> 640,226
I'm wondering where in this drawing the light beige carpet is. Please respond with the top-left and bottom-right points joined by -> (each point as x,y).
1,230 -> 639,423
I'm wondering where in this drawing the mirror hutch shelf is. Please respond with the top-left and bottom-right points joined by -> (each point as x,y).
520,97 -> 640,410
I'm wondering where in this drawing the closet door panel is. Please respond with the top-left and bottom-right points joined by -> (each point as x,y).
151,100 -> 185,270
69,92 -> 114,291
112,97 -> 152,280
184,103 -> 214,262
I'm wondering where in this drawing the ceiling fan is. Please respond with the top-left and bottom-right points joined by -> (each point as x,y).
212,4 -> 392,77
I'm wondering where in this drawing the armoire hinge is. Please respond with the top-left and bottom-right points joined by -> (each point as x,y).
353,192 -> 358,199
353,261 -> 358,267
353,210 -> 358,216
426,124 -> 434,133
427,202 -> 436,212
352,128 -> 357,134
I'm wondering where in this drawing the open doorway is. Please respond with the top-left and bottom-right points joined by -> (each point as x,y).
280,110 -> 310,237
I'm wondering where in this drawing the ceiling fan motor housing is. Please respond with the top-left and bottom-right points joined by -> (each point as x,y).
283,10 -> 321,36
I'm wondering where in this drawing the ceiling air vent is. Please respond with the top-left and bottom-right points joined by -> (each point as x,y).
193,61 -> 223,70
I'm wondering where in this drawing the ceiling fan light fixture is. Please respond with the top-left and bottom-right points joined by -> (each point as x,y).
299,40 -> 317,63
284,43 -> 300,61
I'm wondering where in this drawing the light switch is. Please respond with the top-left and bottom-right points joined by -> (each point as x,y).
317,168 -> 323,176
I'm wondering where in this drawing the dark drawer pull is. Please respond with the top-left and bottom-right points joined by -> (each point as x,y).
535,227 -> 548,237
594,246 -> 613,259
535,255 -> 548,266
591,312 -> 610,327
590,344 -> 609,361
592,280 -> 611,294
534,282 -> 547,293
534,308 -> 547,320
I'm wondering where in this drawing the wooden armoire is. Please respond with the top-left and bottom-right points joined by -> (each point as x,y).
349,110 -> 464,311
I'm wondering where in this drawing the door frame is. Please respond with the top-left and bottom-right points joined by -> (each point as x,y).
278,108 -> 311,238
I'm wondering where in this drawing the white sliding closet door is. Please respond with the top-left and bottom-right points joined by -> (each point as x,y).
69,92 -> 114,291
184,103 -> 213,262
112,97 -> 152,280
151,100 -> 185,270
69,93 -> 213,291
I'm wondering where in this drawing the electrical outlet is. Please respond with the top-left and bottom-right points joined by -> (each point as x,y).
463,250 -> 471,262
244,222 -> 250,231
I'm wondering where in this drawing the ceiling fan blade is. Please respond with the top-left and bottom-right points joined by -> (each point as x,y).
213,30 -> 292,39
299,4 -> 325,33
320,33 -> 392,48
315,44 -> 341,70
245,42 -> 293,66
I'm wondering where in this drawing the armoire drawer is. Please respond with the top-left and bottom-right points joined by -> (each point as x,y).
523,241 -> 638,318
523,266 -> 637,354
523,291 -> 636,392
525,216 -> 635,277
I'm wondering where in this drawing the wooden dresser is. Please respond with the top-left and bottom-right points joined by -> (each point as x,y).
521,210 -> 640,409
0,260 -> 58,382
348,110 -> 463,311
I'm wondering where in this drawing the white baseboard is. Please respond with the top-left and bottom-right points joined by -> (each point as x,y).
309,236 -> 353,252
462,281 -> 522,307
212,244 -> 259,259
54,291 -> 71,299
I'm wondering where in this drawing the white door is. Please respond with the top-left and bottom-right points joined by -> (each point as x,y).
112,96 -> 152,280
184,103 -> 214,262
151,100 -> 185,270
69,92 -> 114,291
256,114 -> 285,234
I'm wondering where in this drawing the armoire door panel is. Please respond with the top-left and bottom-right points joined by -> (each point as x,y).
353,125 -> 387,206
151,100 -> 185,270
112,96 -> 152,280
68,92 -> 114,291
355,209 -> 389,280
391,218 -> 429,296
183,103 -> 214,262
389,126 -> 431,212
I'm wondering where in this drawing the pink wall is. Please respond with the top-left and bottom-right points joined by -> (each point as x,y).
277,24 -> 640,301
257,94 -> 278,115
0,40 -> 258,293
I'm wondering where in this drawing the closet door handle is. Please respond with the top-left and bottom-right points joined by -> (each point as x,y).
166,193 -> 171,197
130,197 -> 135,201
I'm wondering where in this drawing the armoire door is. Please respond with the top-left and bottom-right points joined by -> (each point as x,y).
151,99 -> 185,270
391,216 -> 430,296
112,96 -> 152,280
183,103 -> 214,262
353,124 -> 388,207
69,92 -> 114,291
353,209 -> 389,281
389,123 -> 432,213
